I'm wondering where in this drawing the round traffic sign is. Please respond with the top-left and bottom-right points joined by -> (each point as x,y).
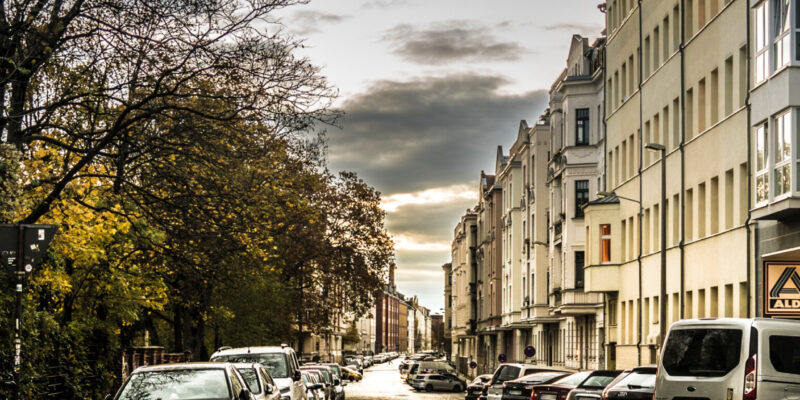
524,346 -> 536,358
469,361 -> 477,369
24,264 -> 32,273
498,353 -> 506,363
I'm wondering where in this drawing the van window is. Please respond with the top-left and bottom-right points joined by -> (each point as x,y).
662,328 -> 743,377
769,335 -> 800,374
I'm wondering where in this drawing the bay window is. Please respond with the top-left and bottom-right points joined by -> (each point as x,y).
756,124 -> 769,204
775,110 -> 792,197
774,0 -> 792,68
756,1 -> 770,83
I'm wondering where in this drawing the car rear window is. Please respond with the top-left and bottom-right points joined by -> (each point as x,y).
211,353 -> 289,379
769,335 -> 800,375
580,375 -> 616,389
662,328 -> 743,377
554,371 -> 591,386
119,369 -> 230,400
611,371 -> 655,390
519,372 -> 568,384
494,366 -> 521,383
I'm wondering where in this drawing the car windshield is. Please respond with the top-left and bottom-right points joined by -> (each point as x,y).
612,371 -> 656,390
327,365 -> 341,378
553,371 -> 591,386
211,353 -> 289,379
493,366 -> 521,383
118,369 -> 230,400
662,328 -> 743,377
579,375 -> 616,389
236,367 -> 261,395
471,376 -> 488,385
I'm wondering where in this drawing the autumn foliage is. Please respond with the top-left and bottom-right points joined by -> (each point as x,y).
0,0 -> 393,398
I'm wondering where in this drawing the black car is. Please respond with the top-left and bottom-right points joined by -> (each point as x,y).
602,366 -> 656,400
465,374 -> 492,400
565,370 -> 624,400
501,371 -> 571,400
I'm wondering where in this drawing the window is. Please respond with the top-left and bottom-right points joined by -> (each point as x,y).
575,180 -> 589,218
756,123 -> 770,203
575,251 -> 585,288
756,1 -> 770,84
662,329 -> 743,377
576,108 -> 590,145
600,224 -> 612,263
774,0 -> 792,68
775,110 -> 792,197
769,335 -> 800,374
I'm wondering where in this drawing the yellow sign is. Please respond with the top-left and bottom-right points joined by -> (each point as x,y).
765,262 -> 800,317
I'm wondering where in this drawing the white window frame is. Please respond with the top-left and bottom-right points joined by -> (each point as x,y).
774,109 -> 794,199
755,123 -> 770,205
755,1 -> 770,84
773,0 -> 793,69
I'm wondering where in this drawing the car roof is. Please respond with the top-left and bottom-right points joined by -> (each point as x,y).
211,346 -> 293,358
671,317 -> 800,330
133,362 -> 231,372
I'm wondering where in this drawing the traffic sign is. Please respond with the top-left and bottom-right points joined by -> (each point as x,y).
524,346 -> 536,358
0,224 -> 57,276
469,361 -> 477,369
498,353 -> 506,363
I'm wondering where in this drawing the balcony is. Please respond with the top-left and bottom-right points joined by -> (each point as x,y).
551,289 -> 603,315
584,263 -> 620,292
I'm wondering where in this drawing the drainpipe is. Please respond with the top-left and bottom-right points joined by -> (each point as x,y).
679,0 -> 687,320
636,0 -> 644,366
744,0 -> 754,318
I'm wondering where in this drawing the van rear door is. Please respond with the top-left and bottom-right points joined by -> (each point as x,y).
758,324 -> 800,400
658,326 -> 746,399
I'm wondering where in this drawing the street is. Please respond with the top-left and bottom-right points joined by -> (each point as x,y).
346,359 -> 465,400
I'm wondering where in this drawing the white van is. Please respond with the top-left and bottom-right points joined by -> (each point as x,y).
655,318 -> 800,400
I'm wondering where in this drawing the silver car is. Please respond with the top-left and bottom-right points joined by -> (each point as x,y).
409,373 -> 466,392
235,362 -> 283,400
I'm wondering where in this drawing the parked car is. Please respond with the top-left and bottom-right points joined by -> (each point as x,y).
408,372 -> 466,392
107,362 -> 255,400
465,374 -> 492,400
564,370 -> 623,400
486,364 -> 564,400
529,371 -> 592,400
301,370 -> 324,400
234,363 -> 283,400
341,366 -> 362,382
407,361 -> 455,382
655,318 -> 800,400
303,369 -> 330,400
320,363 -> 346,400
210,345 -> 306,400
602,366 -> 656,400
301,366 -> 334,400
500,371 -> 571,400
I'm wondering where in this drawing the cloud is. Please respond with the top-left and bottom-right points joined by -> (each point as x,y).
383,21 -> 526,65
381,184 -> 475,212
363,0 -> 409,8
539,22 -> 604,36
288,10 -> 350,35
329,74 -> 548,194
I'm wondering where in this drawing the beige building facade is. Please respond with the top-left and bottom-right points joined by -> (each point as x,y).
450,211 -> 479,364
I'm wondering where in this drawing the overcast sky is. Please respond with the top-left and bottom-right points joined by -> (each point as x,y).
275,0 -> 605,312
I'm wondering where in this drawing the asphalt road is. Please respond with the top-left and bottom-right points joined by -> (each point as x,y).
345,359 -> 465,400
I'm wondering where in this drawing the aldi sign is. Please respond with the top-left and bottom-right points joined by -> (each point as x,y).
765,262 -> 800,317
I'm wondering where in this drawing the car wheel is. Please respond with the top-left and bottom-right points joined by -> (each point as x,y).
453,384 -> 462,392
425,384 -> 433,392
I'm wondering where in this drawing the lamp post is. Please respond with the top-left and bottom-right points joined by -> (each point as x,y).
645,143 -> 667,349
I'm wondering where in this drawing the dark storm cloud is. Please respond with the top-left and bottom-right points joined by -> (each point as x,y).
329,74 -> 548,194
383,22 -> 526,64
289,10 -> 349,35
386,200 -> 475,243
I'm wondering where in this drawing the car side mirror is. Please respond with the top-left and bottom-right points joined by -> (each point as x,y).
333,378 -> 340,386
264,383 -> 272,393
293,370 -> 301,381
238,388 -> 251,400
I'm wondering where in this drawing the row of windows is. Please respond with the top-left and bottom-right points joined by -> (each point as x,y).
608,52 -> 638,112
643,4 -> 681,80
685,48 -> 748,140
685,0 -> 732,38
607,0 -> 637,35
610,282 -> 746,345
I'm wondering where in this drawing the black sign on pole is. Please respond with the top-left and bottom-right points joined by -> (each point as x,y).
524,346 -> 536,358
0,224 -> 57,400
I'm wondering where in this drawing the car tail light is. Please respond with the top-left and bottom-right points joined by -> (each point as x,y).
531,391 -> 538,400
744,354 -> 757,400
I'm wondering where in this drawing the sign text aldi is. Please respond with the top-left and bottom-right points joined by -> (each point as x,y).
765,262 -> 800,317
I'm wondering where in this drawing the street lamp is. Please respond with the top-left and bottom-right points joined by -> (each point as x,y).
645,143 -> 667,348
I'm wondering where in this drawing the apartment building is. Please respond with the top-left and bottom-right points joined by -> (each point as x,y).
450,211 -> 479,362
475,171 -> 504,374
442,262 -> 453,355
750,0 -> 800,320
585,0 -> 753,369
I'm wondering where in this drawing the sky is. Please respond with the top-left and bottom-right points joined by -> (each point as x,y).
274,0 -> 606,312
